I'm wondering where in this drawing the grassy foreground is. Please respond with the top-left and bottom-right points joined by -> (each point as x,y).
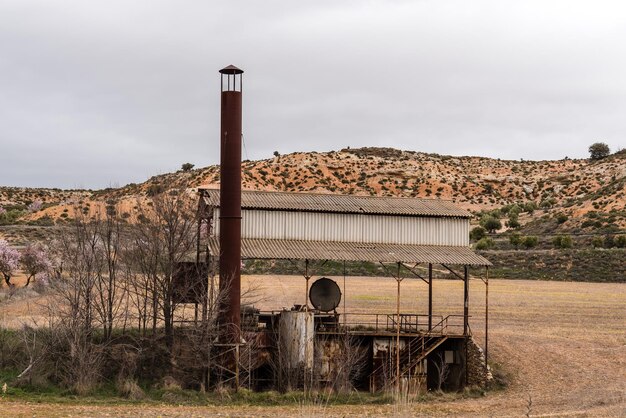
1,277 -> 625,417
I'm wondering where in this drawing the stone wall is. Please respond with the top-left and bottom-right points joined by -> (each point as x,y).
467,338 -> 493,387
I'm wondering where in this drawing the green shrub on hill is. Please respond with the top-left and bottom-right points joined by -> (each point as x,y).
522,236 -> 538,249
470,226 -> 486,241
475,237 -> 494,250
553,235 -> 573,249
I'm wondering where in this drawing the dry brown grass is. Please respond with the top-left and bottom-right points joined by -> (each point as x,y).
1,275 -> 625,416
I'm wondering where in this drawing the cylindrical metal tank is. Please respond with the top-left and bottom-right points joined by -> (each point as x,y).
278,310 -> 315,371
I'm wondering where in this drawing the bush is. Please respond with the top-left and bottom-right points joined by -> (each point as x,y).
591,236 -> 604,248
509,232 -> 522,248
147,183 -> 165,197
181,163 -> 194,172
470,226 -> 486,241
480,215 -> 502,233
523,202 -> 537,214
553,235 -> 573,249
27,215 -> 55,226
0,208 -> 26,226
116,378 -> 145,400
475,237 -> 494,250
506,213 -> 520,229
522,236 -> 538,249
555,213 -> 568,224
588,142 -> 610,160
614,235 -> 626,248
508,204 -> 522,217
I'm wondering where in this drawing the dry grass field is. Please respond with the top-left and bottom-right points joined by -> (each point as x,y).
1,275 -> 625,417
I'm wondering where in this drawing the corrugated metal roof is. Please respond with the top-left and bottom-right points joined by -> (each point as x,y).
208,238 -> 491,266
199,189 -> 471,218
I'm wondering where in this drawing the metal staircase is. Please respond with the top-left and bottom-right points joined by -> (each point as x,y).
369,334 -> 449,391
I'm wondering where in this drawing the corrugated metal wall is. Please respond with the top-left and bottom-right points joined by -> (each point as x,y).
213,208 -> 469,246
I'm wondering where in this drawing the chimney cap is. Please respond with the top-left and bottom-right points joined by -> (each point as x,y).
219,65 -> 244,75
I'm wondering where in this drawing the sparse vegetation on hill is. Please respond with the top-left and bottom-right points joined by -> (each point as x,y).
1,147 -> 624,281
1,147 -> 624,231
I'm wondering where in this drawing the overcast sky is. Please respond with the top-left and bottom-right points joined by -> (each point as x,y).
1,1 -> 625,189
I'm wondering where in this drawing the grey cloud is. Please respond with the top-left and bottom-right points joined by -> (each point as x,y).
1,1 -> 625,188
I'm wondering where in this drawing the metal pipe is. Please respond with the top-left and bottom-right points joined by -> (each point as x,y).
485,266 -> 489,383
463,265 -> 469,336
343,260 -> 347,329
305,259 -> 310,310
428,263 -> 433,330
395,262 -> 401,396
218,65 -> 243,344
464,264 -> 469,386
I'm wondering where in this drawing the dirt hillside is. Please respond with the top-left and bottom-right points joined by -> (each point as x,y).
1,147 -> 625,233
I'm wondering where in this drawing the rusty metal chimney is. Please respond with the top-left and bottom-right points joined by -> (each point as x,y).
218,65 -> 243,343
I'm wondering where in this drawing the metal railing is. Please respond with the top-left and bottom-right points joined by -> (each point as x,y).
340,313 -> 467,336
257,310 -> 469,336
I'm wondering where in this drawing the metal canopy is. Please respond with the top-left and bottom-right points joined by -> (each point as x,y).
208,237 -> 491,266
200,189 -> 472,218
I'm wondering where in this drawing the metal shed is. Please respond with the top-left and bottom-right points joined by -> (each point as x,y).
197,188 -> 492,392
199,188 -> 487,260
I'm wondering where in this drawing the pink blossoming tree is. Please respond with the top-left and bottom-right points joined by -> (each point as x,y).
20,244 -> 52,287
0,239 -> 20,287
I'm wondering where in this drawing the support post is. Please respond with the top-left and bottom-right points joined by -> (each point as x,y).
343,260 -> 347,328
485,266 -> 489,381
395,262 -> 401,396
304,259 -> 310,310
463,265 -> 469,336
464,265 -> 469,386
428,263 -> 433,331
235,344 -> 240,390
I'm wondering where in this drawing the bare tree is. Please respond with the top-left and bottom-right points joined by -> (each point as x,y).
130,187 -> 199,348
51,213 -> 102,336
92,205 -> 127,340
178,281 -> 230,390
432,352 -> 450,391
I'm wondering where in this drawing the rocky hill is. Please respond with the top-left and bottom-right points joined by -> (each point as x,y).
1,147 -> 625,234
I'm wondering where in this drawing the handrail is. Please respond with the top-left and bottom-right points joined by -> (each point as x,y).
257,310 -> 469,336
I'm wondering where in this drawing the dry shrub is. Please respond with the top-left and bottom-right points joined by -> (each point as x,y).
19,329 -> 103,395
158,377 -> 196,404
103,343 -> 140,383
214,384 -> 233,401
116,378 -> 145,400
33,324 -> 104,395
135,338 -> 171,382
0,328 -> 26,370
66,342 -> 103,395
160,375 -> 182,391
160,390 -> 188,404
